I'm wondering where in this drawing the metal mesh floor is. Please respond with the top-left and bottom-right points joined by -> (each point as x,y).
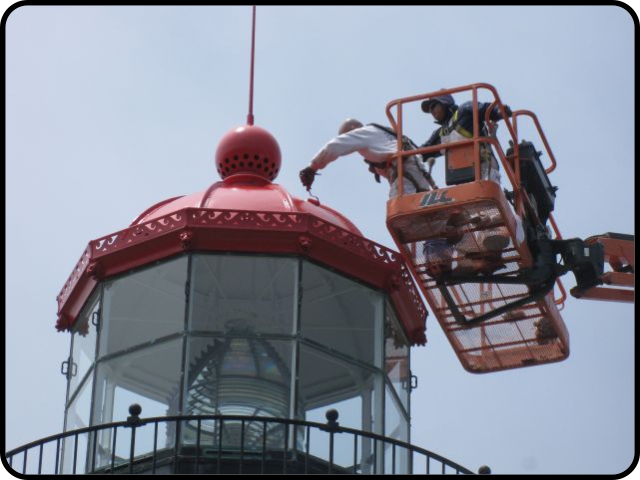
390,200 -> 569,373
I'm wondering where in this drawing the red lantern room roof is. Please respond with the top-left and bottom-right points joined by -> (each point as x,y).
132,124 -> 359,233
131,178 -> 361,235
55,125 -> 427,345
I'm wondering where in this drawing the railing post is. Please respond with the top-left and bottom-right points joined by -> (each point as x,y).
283,419 -> 289,474
54,438 -> 61,475
152,422 -> 159,474
217,418 -> 223,474
109,425 -> 118,472
90,427 -> 98,473
324,409 -> 340,474
409,449 -> 413,474
72,434 -> 78,474
353,434 -> 358,474
126,403 -> 143,474
173,417 -> 181,474
304,424 -> 310,474
396,103 -> 405,197
239,419 -> 245,474
195,418 -> 202,474
392,444 -> 396,474
38,443 -> 43,474
472,87 -> 481,181
262,420 -> 267,474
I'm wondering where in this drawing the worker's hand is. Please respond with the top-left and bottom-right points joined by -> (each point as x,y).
299,166 -> 318,190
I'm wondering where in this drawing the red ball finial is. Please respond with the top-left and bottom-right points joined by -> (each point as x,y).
215,125 -> 282,181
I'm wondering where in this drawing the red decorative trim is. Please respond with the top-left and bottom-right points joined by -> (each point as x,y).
87,261 -> 103,279
179,230 -> 194,250
385,274 -> 400,291
188,209 -> 305,231
297,235 -> 312,252
309,218 -> 398,266
93,213 -> 187,258
56,246 -> 91,311
55,312 -> 72,332
129,195 -> 185,226
56,208 -> 427,345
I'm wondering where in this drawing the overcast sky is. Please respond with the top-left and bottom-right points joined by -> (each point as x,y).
4,4 -> 635,476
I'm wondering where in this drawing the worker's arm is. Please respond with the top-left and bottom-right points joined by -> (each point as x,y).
478,102 -> 512,122
309,127 -> 380,171
420,128 -> 443,162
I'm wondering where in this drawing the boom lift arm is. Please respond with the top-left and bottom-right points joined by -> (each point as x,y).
438,235 -> 606,325
570,233 -> 634,303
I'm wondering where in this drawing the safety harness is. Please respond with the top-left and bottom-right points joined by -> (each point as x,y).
365,123 -> 436,191
439,109 -> 473,139
438,109 -> 499,177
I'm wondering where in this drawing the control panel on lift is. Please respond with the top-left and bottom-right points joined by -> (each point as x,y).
506,140 -> 557,225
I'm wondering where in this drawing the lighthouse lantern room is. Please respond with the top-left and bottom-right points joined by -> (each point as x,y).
52,124 -> 429,474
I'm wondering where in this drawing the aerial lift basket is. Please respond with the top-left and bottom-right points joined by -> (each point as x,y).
387,182 -> 569,373
385,84 -> 570,373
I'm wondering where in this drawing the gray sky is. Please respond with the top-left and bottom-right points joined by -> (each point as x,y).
4,5 -> 635,475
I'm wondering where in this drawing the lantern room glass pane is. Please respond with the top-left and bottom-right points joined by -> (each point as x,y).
299,344 -> 383,473
183,336 -> 293,418
385,303 -> 410,412
189,254 -> 296,336
384,385 -> 410,474
300,261 -> 384,368
181,336 -> 295,451
61,377 -> 94,474
65,372 -> 94,432
385,384 -> 409,443
69,290 -> 100,402
99,256 -> 188,357
93,338 -> 183,424
298,344 -> 383,434
91,338 -> 183,470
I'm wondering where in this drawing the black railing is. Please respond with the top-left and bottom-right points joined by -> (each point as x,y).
5,406 -> 483,475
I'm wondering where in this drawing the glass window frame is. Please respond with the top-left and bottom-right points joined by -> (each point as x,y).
188,253 -> 299,337
299,259 -> 385,370
61,251 -> 413,467
384,301 -> 411,415
97,254 -> 190,359
66,288 -> 102,406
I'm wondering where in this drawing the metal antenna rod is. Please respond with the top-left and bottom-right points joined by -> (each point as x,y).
247,6 -> 256,126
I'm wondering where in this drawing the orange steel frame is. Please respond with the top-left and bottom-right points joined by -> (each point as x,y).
387,87 -> 554,201
573,234 -> 635,303
386,84 -> 559,238
382,83 -> 573,373
385,83 -> 566,290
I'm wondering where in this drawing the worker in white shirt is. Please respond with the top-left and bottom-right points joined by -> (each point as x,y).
299,118 -> 434,197
301,118 -> 457,278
